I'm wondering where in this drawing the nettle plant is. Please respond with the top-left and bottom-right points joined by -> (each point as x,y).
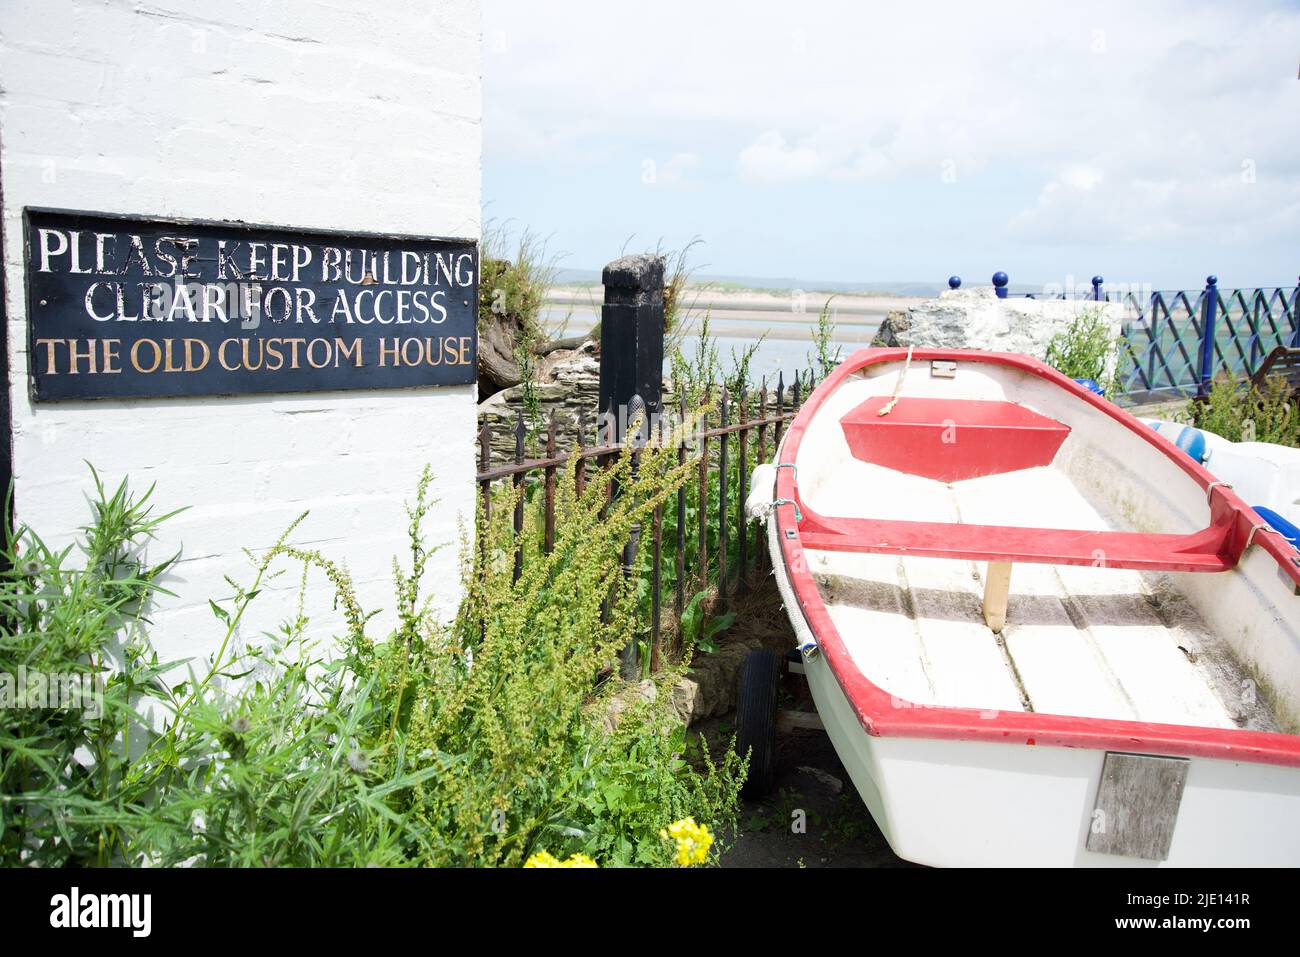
0,443 -> 744,867
0,469 -> 182,866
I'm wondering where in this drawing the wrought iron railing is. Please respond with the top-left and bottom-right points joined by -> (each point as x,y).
1118,281 -> 1300,403
475,377 -> 808,677
949,272 -> 1300,403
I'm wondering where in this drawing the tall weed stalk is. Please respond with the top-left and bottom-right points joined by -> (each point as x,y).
0,451 -> 744,868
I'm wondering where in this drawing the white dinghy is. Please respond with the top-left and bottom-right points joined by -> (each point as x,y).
752,347 -> 1300,866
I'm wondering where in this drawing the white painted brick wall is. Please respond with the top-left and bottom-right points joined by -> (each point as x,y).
0,0 -> 482,663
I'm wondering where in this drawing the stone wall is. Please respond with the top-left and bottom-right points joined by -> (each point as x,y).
477,339 -> 602,463
873,287 -> 1128,380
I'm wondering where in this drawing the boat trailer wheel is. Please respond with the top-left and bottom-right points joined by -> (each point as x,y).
736,648 -> 781,797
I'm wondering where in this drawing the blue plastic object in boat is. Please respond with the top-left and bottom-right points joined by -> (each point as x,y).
1253,505 -> 1300,551
1144,420 -> 1208,463
1172,425 -> 1208,464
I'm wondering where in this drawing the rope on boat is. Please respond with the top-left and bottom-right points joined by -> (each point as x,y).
1204,480 -> 1234,504
745,463 -> 803,523
772,497 -> 803,522
877,344 -> 914,416
767,511 -> 820,656
1244,523 -> 1274,551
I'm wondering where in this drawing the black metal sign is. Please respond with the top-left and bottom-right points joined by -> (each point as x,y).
24,208 -> 478,401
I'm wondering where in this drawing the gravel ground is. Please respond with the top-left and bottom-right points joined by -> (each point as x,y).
718,722 -> 913,868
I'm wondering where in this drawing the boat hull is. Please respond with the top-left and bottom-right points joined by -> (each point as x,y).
769,514 -> 1300,866
764,347 -> 1300,866
804,638 -> 1300,867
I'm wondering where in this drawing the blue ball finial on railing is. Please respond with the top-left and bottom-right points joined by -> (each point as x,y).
948,276 -> 961,289
1092,275 -> 1104,301
1206,275 -> 1218,286
992,271 -> 1009,299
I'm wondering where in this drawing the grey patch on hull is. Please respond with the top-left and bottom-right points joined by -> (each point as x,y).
1086,752 -> 1189,862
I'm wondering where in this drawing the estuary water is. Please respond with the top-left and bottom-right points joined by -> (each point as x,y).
540,304 -> 895,388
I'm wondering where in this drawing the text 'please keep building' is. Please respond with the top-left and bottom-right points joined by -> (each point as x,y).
24,209 -> 479,400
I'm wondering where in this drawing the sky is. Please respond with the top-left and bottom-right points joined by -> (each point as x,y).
481,1 -> 1300,292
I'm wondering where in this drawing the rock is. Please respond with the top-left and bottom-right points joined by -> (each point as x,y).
665,638 -> 766,726
670,676 -> 700,723
477,339 -> 603,463
871,287 -> 1127,380
539,344 -> 598,385
872,308 -> 911,347
600,678 -> 660,732
477,337 -> 685,467
795,765 -> 844,794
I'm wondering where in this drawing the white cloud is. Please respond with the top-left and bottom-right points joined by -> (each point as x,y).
1060,167 -> 1103,191
1009,170 -> 1300,248
737,131 -> 825,182
484,0 -> 1300,256
653,151 -> 701,189
736,129 -> 898,183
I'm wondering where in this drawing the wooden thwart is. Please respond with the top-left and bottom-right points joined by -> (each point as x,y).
982,561 -> 1013,633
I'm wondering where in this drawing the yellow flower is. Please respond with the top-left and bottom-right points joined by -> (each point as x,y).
524,850 -> 599,868
661,817 -> 713,867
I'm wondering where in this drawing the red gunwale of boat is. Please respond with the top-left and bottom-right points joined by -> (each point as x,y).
774,347 -> 1300,767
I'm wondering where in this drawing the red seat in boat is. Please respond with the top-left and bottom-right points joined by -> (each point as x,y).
796,509 -> 1244,573
793,395 -> 1259,573
840,396 -> 1071,483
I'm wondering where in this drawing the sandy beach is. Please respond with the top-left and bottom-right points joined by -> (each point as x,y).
544,285 -> 926,340
548,284 -> 923,320
540,284 -> 929,383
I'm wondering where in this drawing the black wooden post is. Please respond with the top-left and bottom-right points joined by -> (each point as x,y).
601,254 -> 664,679
600,254 -> 665,439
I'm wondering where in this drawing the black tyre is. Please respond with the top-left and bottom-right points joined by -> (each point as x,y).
736,648 -> 781,797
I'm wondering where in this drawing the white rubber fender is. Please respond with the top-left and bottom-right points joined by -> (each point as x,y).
746,462 -> 777,521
